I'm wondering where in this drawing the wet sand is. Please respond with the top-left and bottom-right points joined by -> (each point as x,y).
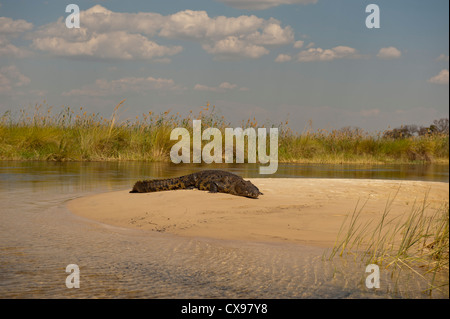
67,178 -> 449,247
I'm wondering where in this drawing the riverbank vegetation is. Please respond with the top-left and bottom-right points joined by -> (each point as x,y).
327,192 -> 449,297
0,101 -> 448,164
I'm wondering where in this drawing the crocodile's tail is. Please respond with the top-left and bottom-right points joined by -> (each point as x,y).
130,175 -> 193,193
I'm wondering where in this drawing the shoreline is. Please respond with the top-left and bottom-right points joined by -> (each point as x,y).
67,178 -> 449,247
1,158 -> 449,165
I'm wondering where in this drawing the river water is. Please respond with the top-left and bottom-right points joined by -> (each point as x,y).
0,161 -> 448,299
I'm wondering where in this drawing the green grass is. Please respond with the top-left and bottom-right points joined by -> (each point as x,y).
327,191 -> 449,296
0,101 -> 448,164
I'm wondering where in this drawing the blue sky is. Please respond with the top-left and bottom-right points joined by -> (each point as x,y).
0,0 -> 448,132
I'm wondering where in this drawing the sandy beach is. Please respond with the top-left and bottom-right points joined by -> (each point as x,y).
67,178 -> 449,247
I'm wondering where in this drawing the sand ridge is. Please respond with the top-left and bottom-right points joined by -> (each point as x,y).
67,178 -> 449,247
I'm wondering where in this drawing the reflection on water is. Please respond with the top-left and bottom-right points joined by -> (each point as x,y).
0,161 -> 448,298
0,161 -> 448,189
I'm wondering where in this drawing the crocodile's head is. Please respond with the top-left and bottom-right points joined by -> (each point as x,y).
235,180 -> 263,199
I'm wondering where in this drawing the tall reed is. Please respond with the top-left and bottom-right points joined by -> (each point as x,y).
327,191 -> 449,296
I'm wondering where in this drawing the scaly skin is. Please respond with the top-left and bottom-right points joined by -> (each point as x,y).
130,170 -> 263,199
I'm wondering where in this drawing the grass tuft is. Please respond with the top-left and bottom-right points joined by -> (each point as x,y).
327,190 -> 449,297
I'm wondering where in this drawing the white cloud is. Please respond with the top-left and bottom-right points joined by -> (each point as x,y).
293,40 -> 304,49
31,5 -> 162,39
275,53 -> 292,62
219,82 -> 238,90
30,5 -> 294,60
296,46 -> 361,62
376,47 -> 402,59
194,84 -> 217,92
194,81 -> 246,92
0,36 -> 32,57
160,10 -> 223,39
202,36 -> 269,59
0,17 -> 33,35
82,5 -> 164,36
0,65 -> 30,94
32,30 -> 182,60
63,76 -> 185,97
218,0 -> 318,10
436,54 -> 449,62
0,17 -> 33,57
160,10 -> 293,58
428,69 -> 449,85
30,6 -> 180,61
159,10 -> 266,40
246,21 -> 294,45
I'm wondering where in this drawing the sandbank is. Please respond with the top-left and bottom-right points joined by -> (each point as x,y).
67,178 -> 448,247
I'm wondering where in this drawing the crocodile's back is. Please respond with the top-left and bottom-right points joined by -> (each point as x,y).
193,170 -> 240,187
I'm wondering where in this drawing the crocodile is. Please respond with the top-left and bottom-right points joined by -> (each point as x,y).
130,170 -> 263,199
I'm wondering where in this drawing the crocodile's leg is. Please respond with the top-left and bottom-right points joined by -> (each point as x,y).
197,180 -> 219,193
213,181 -> 228,193
207,181 -> 218,193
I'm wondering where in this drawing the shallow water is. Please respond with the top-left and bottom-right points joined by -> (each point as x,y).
0,161 -> 448,298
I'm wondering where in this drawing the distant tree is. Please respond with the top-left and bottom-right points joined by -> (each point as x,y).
418,126 -> 430,136
433,118 -> 449,135
383,126 -> 414,139
405,124 -> 419,136
385,118 -> 449,138
418,118 -> 449,136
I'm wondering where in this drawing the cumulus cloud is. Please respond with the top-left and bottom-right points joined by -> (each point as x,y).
160,10 -> 293,58
31,5 -> 162,40
194,81 -> 247,92
0,65 -> 30,94
31,6 -> 182,61
296,46 -> 361,62
30,5 -> 294,61
0,36 -> 32,57
218,0 -> 318,10
32,30 -> 182,60
428,69 -> 449,85
0,17 -> 33,57
80,5 -> 164,36
218,82 -> 238,90
246,21 -> 294,45
0,17 -> 33,35
293,40 -> 304,49
436,54 -> 449,62
159,10 -> 265,40
376,47 -> 402,59
275,53 -> 292,62
202,36 -> 269,59
62,76 -> 185,97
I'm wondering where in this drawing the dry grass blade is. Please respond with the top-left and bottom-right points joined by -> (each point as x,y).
108,99 -> 126,140
327,191 -> 449,297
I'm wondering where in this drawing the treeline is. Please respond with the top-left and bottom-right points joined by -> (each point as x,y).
383,118 -> 449,139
